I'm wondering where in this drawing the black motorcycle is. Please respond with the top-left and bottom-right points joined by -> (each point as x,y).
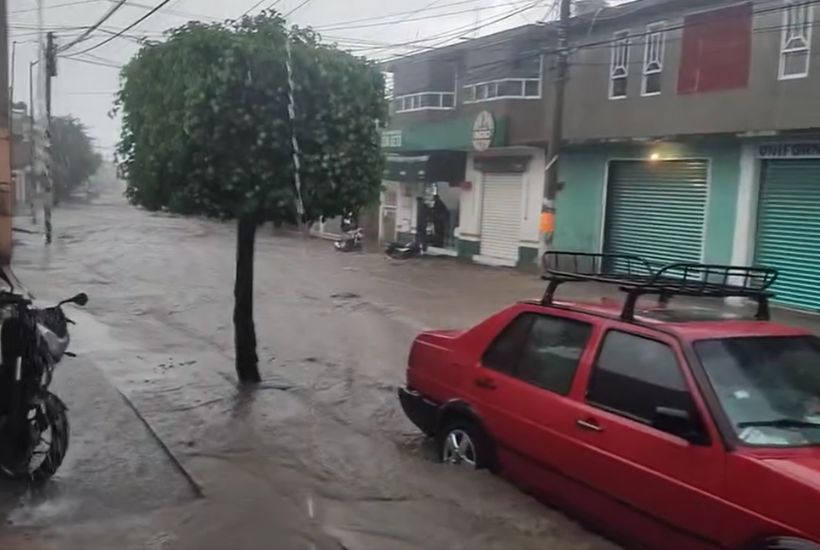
334,228 -> 363,252
0,291 -> 87,483
385,241 -> 423,260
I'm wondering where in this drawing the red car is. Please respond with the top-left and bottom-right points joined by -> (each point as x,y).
398,252 -> 820,550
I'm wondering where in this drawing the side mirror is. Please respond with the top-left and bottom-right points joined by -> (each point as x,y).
60,293 -> 88,307
653,406 -> 709,445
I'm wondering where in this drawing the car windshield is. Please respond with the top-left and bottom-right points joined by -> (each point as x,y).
695,336 -> 820,447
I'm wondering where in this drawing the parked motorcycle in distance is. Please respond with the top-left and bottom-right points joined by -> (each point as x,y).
0,291 -> 88,483
385,241 -> 423,260
334,227 -> 363,252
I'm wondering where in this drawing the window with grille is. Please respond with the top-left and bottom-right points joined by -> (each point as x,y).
610,31 -> 630,99
642,22 -> 665,95
780,0 -> 813,79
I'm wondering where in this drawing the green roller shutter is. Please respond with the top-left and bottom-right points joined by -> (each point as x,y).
604,160 -> 708,266
755,160 -> 820,311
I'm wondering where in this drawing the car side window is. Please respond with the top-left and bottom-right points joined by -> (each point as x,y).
482,313 -> 535,375
517,316 -> 592,395
587,330 -> 695,427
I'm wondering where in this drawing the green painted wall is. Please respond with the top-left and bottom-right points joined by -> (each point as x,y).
555,141 -> 741,265
382,116 -> 508,152
458,238 -> 480,260
517,246 -> 539,271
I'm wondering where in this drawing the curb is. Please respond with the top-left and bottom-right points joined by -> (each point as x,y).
114,388 -> 205,499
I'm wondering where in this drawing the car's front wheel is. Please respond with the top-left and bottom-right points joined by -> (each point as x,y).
438,419 -> 489,469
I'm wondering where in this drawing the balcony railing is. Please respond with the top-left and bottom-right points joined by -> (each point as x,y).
462,78 -> 541,103
393,91 -> 456,113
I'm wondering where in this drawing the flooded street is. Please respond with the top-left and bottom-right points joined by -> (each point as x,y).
0,195 -> 617,550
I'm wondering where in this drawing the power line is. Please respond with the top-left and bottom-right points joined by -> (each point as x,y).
11,0 -> 104,15
64,0 -> 177,56
379,0 -> 820,75
118,0 -> 221,22
58,0 -> 129,53
282,0 -> 314,19
239,0 -> 275,18
58,55 -> 122,69
314,0 -> 536,33
357,0 -> 546,58
311,0 -> 505,30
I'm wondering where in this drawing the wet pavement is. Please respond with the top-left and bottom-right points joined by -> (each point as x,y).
0,194 -> 620,549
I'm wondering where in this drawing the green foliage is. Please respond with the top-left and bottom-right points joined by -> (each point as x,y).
51,116 -> 102,201
115,12 -> 387,224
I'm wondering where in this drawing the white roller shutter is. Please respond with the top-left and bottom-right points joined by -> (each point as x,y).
479,174 -> 522,266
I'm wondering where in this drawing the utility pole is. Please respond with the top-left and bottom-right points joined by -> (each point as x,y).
28,60 -> 36,224
42,31 -> 55,244
0,0 -> 12,265
539,0 -> 572,266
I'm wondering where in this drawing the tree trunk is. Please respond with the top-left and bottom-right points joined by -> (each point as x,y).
234,214 -> 261,384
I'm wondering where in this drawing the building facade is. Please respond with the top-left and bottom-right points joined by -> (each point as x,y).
383,0 -> 820,312
555,0 -> 820,312
381,24 -> 554,267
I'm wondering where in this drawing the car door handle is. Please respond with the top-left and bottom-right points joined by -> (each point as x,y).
474,377 -> 497,390
576,419 -> 603,432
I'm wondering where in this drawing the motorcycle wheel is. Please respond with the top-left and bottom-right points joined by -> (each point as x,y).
0,392 -> 69,484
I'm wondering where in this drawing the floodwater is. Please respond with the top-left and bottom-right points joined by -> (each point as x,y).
0,192 -> 618,550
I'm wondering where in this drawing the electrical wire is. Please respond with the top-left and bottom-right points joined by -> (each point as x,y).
58,0 -> 129,53
314,0 -> 537,33
355,0 -> 545,57
63,0 -> 178,56
282,0 -> 314,19
377,0 -> 820,74
11,0 -> 104,15
310,0 -> 507,30
239,0 -> 280,19
59,55 -> 122,69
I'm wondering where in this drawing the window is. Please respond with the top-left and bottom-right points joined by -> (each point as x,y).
524,80 -> 540,97
462,78 -> 541,103
587,331 -> 695,428
393,91 -> 456,113
482,314 -> 534,374
482,313 -> 591,395
696,336 -> 820,447
517,316 -> 591,395
610,30 -> 630,99
678,3 -> 752,94
780,0 -> 813,79
642,22 -> 665,95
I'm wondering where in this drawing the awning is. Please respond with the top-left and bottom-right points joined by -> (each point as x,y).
383,151 -> 466,184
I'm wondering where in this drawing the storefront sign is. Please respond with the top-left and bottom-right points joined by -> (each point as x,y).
472,111 -> 495,152
758,142 -> 820,159
381,130 -> 403,149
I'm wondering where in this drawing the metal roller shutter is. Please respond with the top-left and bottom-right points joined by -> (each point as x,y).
755,160 -> 820,311
480,174 -> 522,266
605,160 -> 708,267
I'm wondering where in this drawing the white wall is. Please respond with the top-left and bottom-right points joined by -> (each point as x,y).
519,148 -> 546,247
459,154 -> 482,240
460,148 -> 545,248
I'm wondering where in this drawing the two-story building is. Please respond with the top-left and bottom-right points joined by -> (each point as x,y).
557,0 -> 820,312
383,0 -> 820,312
381,24 -> 556,267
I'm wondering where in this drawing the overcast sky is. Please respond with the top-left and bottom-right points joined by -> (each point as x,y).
8,0 -> 565,157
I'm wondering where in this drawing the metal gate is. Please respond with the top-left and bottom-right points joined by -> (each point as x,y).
480,173 -> 522,266
755,160 -> 820,311
604,160 -> 708,267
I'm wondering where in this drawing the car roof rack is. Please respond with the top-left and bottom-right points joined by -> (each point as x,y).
541,251 -> 779,322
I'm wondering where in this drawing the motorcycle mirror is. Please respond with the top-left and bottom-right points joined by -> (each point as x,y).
61,293 -> 88,307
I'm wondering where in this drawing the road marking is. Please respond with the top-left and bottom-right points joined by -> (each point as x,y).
307,495 -> 315,519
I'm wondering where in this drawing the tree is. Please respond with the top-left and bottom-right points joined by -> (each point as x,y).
51,116 -> 102,201
115,12 -> 386,384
